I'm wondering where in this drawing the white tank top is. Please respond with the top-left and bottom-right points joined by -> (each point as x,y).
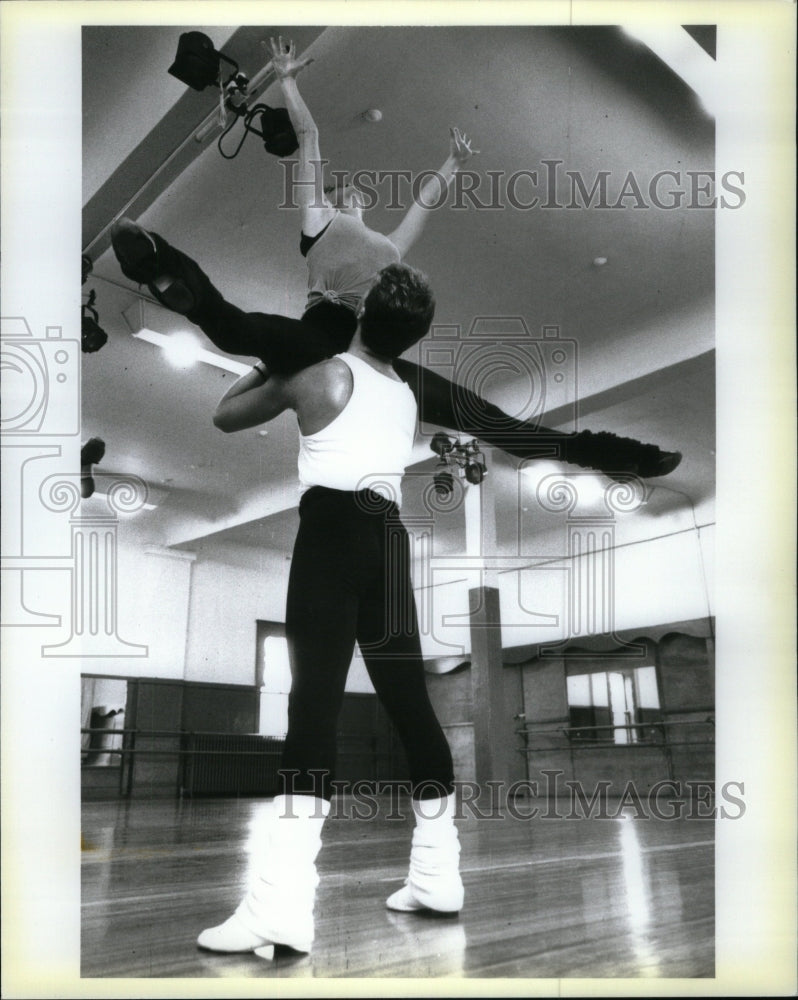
297,352 -> 417,506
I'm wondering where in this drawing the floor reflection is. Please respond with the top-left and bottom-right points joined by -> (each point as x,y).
82,795 -> 714,979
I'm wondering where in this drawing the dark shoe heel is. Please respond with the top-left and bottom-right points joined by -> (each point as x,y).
111,218 -> 159,283
111,218 -> 211,319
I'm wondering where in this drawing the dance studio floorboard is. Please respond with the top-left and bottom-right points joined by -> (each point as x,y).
81,795 -> 714,980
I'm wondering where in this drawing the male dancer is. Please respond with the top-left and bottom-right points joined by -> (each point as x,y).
198,263 -> 463,955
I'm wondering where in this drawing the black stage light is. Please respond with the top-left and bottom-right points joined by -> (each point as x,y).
465,461 -> 487,485
80,437 -> 106,500
169,37 -> 298,160
254,106 -> 299,157
81,437 -> 106,468
430,432 -> 454,458
168,31 -> 224,91
82,289 -> 108,353
82,315 -> 108,354
433,465 -> 454,497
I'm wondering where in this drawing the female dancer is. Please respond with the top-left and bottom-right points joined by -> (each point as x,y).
111,37 -> 680,480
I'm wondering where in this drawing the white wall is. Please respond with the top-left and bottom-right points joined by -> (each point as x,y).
182,542 -> 375,693
184,545 -> 289,686
94,512 -> 713,691
52,529 -> 195,679
415,521 -> 715,657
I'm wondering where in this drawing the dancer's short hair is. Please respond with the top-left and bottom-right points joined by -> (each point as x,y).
360,263 -> 435,359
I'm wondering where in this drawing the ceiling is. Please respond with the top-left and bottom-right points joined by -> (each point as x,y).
81,24 -> 716,560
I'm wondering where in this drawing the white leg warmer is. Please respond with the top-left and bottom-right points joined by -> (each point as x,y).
198,794 -> 329,954
386,793 -> 464,914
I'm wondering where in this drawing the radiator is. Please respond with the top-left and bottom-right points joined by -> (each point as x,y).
183,734 -> 284,796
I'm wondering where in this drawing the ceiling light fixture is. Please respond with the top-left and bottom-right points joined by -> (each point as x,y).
522,460 -> 611,508
129,326 -> 251,377
620,25 -> 718,115
123,300 -> 251,376
89,490 -> 159,513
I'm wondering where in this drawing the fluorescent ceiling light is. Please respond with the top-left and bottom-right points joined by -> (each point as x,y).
132,327 -> 251,376
621,25 -> 718,116
90,490 -> 159,513
522,460 -> 622,508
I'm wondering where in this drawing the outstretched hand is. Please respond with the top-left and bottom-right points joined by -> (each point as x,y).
449,127 -> 479,166
266,36 -> 314,80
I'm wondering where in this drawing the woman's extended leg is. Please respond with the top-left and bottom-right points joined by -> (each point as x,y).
111,219 -> 355,371
111,220 -> 681,476
392,357 -> 682,478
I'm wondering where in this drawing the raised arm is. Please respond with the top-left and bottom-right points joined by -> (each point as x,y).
387,127 -> 479,258
213,363 -> 294,433
267,36 -> 335,236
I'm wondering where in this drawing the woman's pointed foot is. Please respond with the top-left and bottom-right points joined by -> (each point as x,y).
111,218 -> 198,315
110,218 -> 159,283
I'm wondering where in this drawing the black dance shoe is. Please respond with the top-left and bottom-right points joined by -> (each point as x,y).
564,430 -> 682,480
111,218 -> 203,316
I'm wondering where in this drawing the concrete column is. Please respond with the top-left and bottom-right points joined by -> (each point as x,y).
464,459 -> 507,810
469,583 -> 506,811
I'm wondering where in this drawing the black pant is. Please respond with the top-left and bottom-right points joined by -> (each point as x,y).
175,247 -> 570,462
191,289 -> 359,374
280,487 -> 454,801
187,286 -> 664,476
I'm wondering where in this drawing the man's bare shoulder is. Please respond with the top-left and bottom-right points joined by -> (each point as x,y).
290,357 -> 353,435
290,357 -> 351,402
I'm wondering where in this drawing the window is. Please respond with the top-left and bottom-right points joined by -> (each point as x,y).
566,665 -> 662,743
256,621 -> 291,739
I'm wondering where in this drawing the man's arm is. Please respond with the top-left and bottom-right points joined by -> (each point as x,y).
387,127 -> 478,258
267,37 -> 335,236
214,358 -> 353,436
213,364 -> 295,433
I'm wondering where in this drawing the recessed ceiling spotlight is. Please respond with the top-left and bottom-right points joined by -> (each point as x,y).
361,108 -> 383,123
593,256 -> 608,267
258,429 -> 269,437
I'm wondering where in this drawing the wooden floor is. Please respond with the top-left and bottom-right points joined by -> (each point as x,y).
81,794 -> 714,981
